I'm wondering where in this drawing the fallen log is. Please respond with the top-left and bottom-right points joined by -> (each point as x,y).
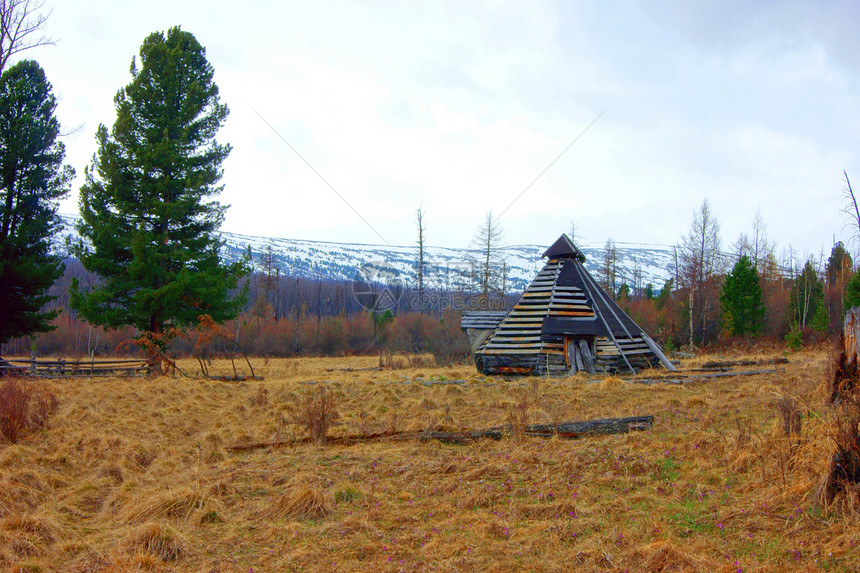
588,368 -> 780,386
227,415 -> 654,450
700,358 -> 788,368
686,367 -> 730,372
681,368 -> 778,380
300,379 -> 468,386
207,375 -> 264,381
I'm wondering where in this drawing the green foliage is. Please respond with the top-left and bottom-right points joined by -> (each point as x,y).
784,322 -> 802,351
334,487 -> 363,503
644,283 -> 655,299
373,309 -> 394,330
788,261 -> 823,328
663,336 -> 676,354
827,242 -> 853,286
372,309 -> 394,345
719,255 -> 765,337
616,283 -> 630,300
71,28 -> 247,343
845,272 -> 860,311
0,60 -> 74,344
655,278 -> 673,310
810,300 -> 829,333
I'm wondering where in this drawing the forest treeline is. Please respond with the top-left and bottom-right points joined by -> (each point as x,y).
1,225 -> 853,362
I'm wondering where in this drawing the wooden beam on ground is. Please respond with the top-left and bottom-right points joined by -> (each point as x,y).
700,358 -> 788,368
226,415 -> 655,450
590,368 -> 780,385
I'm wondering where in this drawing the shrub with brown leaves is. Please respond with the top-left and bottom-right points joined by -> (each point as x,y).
0,378 -> 59,443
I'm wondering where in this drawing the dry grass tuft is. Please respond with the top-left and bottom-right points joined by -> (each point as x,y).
638,540 -> 706,572
0,513 -> 58,560
0,378 -> 59,443
248,384 -> 268,407
828,334 -> 860,404
505,396 -> 529,442
269,485 -> 331,520
776,397 -> 802,436
818,394 -> 860,509
120,486 -> 205,523
123,522 -> 184,561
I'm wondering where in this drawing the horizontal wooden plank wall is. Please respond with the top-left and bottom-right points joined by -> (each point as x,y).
470,243 -> 671,376
460,311 -> 508,330
593,336 -> 661,372
478,259 -> 563,375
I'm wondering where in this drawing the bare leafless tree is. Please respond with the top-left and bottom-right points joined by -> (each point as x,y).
730,211 -> 776,275
0,0 -> 54,74
632,256 -> 642,299
730,232 -> 751,261
601,237 -> 617,294
679,198 -> 723,348
569,220 -> 583,245
470,211 -> 504,299
842,170 -> 860,254
416,207 -> 425,303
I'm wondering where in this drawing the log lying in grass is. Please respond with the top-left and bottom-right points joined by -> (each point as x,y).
700,358 -> 788,368
207,374 -> 264,381
588,368 -> 780,386
300,379 -> 468,386
227,415 -> 654,450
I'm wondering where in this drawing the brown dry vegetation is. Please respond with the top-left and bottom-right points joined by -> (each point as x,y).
0,351 -> 858,571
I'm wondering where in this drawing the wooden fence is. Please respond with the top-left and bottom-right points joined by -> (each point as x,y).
0,357 -> 150,378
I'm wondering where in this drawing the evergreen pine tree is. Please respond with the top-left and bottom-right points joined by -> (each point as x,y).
719,255 -> 765,337
810,300 -> 829,334
844,272 -> 860,311
0,60 -> 73,346
71,28 -> 247,358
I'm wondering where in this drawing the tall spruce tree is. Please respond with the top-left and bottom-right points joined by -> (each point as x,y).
71,28 -> 247,358
0,60 -> 73,347
719,255 -> 765,337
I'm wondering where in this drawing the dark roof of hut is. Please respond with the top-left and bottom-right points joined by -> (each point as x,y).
542,234 -> 586,262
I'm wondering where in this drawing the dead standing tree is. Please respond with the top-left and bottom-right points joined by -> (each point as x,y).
601,237 -> 617,294
416,207 -> 426,305
842,171 -> 860,257
470,211 -> 505,303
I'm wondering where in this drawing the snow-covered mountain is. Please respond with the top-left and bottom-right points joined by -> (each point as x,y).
55,214 -> 675,293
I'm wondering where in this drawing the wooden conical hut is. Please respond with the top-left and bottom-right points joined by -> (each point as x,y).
461,234 -> 675,376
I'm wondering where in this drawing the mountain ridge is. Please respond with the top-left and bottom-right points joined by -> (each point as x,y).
55,214 -> 676,294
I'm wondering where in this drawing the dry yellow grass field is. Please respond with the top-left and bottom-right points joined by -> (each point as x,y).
1,349 -> 858,572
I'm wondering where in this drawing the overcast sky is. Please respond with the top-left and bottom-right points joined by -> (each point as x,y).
24,1 -> 860,258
